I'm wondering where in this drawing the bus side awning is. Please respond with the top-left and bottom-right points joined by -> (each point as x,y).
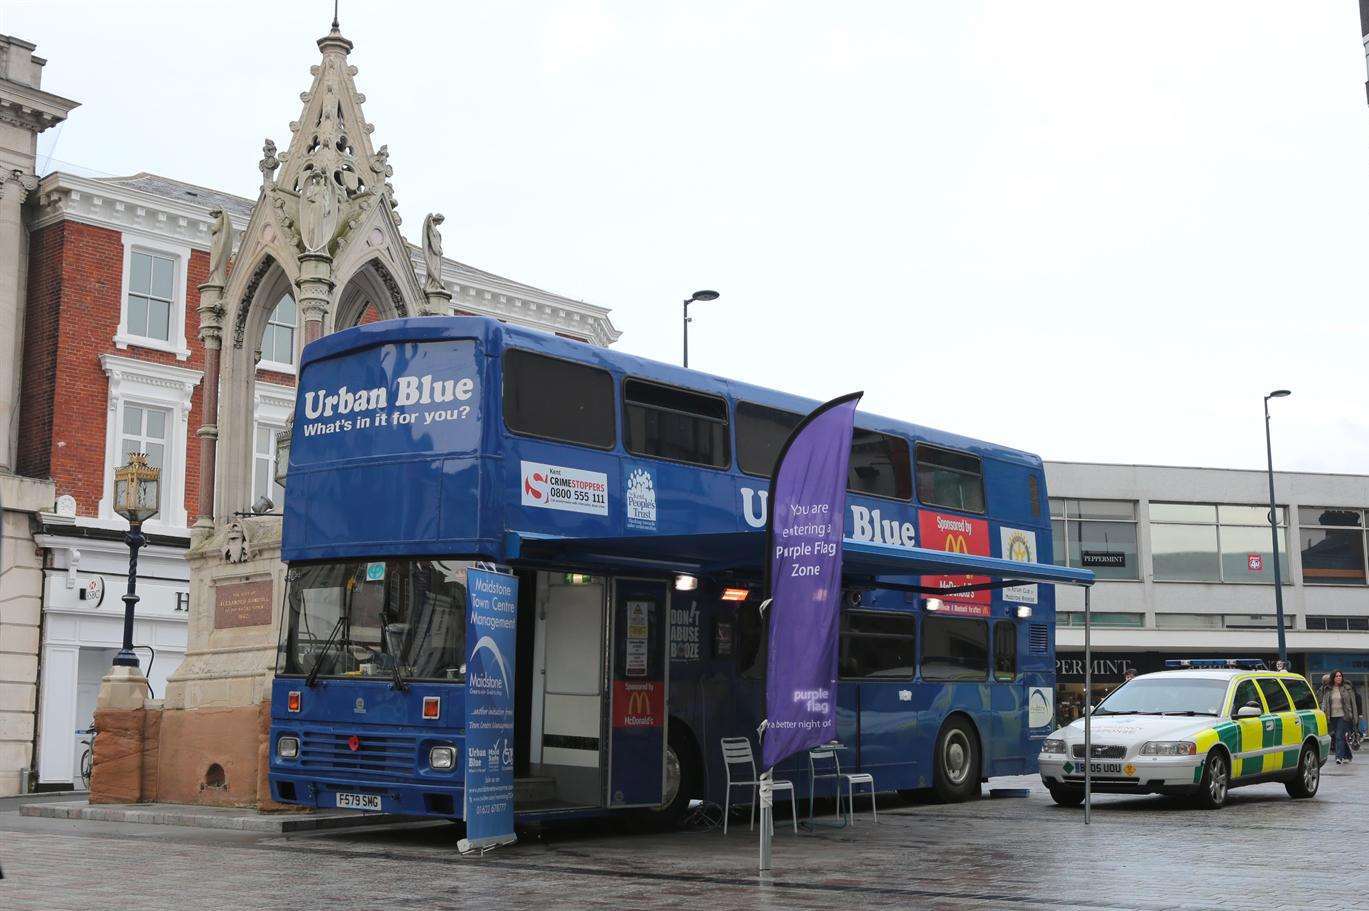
503,530 -> 1095,588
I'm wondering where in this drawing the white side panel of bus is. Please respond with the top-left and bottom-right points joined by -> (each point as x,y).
533,573 -> 605,772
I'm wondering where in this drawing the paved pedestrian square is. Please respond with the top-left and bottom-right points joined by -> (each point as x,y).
1,762 -> 1363,911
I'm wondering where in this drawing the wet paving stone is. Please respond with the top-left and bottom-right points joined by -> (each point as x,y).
0,763 -> 1364,910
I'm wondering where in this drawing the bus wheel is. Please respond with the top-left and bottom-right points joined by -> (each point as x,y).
932,717 -> 981,803
648,727 -> 698,824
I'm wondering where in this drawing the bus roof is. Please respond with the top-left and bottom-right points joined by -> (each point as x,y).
300,315 -> 1045,470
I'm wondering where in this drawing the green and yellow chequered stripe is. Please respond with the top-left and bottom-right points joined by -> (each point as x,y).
1192,708 -> 1327,782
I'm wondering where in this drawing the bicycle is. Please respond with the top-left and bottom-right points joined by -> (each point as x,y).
76,726 -> 96,790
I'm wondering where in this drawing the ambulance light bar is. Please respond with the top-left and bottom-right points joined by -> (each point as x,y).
1164,658 -> 1267,670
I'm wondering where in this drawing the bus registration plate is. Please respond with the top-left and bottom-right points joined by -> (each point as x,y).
336,792 -> 381,811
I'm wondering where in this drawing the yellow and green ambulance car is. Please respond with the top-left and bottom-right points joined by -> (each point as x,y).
1039,660 -> 1329,809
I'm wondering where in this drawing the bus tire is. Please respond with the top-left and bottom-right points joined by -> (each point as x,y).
932,717 -> 981,803
647,724 -> 699,824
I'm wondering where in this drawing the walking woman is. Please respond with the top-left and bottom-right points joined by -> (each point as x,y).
1321,670 -> 1359,765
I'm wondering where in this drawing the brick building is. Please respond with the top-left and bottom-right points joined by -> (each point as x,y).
1,33 -> 618,794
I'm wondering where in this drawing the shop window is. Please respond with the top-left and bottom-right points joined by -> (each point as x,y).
735,402 -> 801,477
1256,678 -> 1291,713
1060,612 -> 1144,628
920,616 -> 988,682
503,349 -> 615,449
1283,677 -> 1319,711
1048,499 -> 1138,581
1306,616 -> 1369,631
838,611 -> 916,679
1149,502 -> 1287,583
1298,507 -> 1367,586
914,444 -> 981,512
993,621 -> 1016,681
623,378 -> 729,468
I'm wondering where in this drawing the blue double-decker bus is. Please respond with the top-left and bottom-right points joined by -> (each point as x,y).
268,316 -> 1090,823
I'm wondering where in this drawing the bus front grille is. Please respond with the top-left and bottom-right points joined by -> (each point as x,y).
298,731 -> 419,781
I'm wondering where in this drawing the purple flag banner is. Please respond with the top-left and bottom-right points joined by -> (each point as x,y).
761,392 -> 862,770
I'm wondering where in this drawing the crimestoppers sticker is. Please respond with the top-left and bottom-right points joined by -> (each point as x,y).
520,461 -> 609,515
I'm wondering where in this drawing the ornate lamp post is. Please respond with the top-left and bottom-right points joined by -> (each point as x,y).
682,289 -> 719,368
111,453 -> 160,669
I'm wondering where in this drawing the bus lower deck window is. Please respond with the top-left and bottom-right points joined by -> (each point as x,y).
921,616 -> 989,681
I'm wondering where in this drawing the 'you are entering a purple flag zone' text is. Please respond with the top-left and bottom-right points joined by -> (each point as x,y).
775,502 -> 838,576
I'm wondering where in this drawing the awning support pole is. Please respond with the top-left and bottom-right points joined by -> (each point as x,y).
1083,584 -> 1092,825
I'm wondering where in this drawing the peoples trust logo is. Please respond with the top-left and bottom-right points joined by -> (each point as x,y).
626,468 -> 656,526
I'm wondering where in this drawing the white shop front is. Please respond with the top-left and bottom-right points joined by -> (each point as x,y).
34,523 -> 189,786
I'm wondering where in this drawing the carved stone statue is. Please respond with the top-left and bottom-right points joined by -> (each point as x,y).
299,169 -> 339,254
258,138 -> 279,189
370,144 -> 392,179
207,208 -> 234,287
422,213 -> 445,293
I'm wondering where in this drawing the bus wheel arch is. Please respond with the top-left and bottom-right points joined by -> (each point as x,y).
651,717 -> 703,822
931,713 -> 982,803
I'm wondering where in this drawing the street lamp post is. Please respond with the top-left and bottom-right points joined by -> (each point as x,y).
682,289 -> 719,368
111,452 -> 161,669
1263,389 -> 1291,667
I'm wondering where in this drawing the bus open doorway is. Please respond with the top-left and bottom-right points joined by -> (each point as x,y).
515,571 -> 670,817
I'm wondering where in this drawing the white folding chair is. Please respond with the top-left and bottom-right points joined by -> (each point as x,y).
720,736 -> 796,835
808,746 -> 877,824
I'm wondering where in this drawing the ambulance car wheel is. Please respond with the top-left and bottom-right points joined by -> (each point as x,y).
1193,750 -> 1229,810
932,717 -> 981,803
1048,785 -> 1084,807
1285,745 -> 1320,799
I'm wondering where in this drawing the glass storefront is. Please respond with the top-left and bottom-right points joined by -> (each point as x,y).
1054,650 -> 1285,728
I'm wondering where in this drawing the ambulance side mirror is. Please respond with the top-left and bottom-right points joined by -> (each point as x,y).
1235,704 -> 1262,719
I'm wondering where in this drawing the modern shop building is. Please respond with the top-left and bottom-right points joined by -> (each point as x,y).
1046,461 -> 1369,724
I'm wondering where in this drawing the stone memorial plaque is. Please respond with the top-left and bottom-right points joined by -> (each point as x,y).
214,579 -> 273,629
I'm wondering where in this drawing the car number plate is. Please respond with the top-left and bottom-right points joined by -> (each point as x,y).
1088,762 -> 1123,775
336,792 -> 381,811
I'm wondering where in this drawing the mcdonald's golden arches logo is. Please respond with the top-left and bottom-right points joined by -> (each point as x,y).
627,688 -> 652,717
943,534 -> 970,555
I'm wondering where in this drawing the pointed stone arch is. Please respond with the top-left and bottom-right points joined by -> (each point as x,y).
334,255 -> 410,329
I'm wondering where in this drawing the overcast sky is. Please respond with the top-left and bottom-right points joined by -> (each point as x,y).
11,2 -> 1369,474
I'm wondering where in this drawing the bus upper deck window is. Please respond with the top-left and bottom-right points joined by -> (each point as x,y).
848,429 -> 912,500
915,444 -> 986,514
736,402 -> 802,477
503,349 -> 616,449
623,379 -> 730,469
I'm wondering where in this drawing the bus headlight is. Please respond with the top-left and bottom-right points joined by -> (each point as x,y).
429,745 -> 457,770
1139,741 -> 1197,756
1040,738 -> 1066,755
277,736 -> 300,759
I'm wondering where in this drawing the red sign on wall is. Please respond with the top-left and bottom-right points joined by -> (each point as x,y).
919,512 -> 992,616
1248,554 -> 1263,572
612,680 -> 664,729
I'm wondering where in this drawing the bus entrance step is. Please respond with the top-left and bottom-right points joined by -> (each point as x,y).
515,777 -> 557,804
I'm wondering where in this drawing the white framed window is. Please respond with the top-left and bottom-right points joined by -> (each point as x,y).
119,403 -> 171,515
252,423 -> 285,508
99,354 -> 203,530
115,234 -> 191,360
258,293 -> 298,373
